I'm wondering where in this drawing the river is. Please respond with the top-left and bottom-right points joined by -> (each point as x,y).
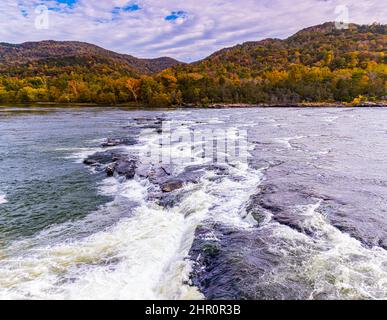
0,106 -> 386,300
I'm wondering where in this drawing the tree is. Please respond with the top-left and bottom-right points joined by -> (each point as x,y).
126,78 -> 141,102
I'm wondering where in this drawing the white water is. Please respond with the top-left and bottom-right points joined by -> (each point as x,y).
0,119 -> 263,300
302,202 -> 387,299
274,136 -> 305,149
0,177 -> 204,299
61,146 -> 113,164
260,201 -> 387,299
0,193 -> 7,205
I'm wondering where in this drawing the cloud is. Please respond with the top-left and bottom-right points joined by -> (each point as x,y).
0,0 -> 385,62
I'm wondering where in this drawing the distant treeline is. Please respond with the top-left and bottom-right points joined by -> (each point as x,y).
0,63 -> 385,106
0,23 -> 386,106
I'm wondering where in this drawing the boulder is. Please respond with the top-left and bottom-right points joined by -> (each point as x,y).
161,179 -> 184,192
105,164 -> 116,176
101,137 -> 136,147
154,192 -> 186,208
83,151 -> 122,166
115,159 -> 137,179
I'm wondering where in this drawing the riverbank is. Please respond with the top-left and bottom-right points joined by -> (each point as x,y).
1,101 -> 386,109
189,101 -> 387,109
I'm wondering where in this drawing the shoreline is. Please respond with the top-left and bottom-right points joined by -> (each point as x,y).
0,101 -> 386,109
188,101 -> 387,109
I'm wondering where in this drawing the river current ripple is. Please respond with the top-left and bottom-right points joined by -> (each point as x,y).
0,106 -> 386,299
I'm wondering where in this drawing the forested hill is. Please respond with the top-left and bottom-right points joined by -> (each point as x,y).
171,22 -> 386,104
0,41 -> 181,75
0,22 -> 386,105
202,22 -> 385,72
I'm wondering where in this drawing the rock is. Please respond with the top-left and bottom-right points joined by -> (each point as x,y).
135,164 -> 150,178
161,179 -> 184,192
207,164 -> 229,174
83,148 -> 138,179
173,165 -> 208,184
379,238 -> 387,250
115,159 -> 137,179
105,164 -> 116,176
355,102 -> 387,108
245,200 -> 267,225
188,223 -> 310,300
207,176 -> 224,183
155,192 -> 186,208
83,151 -> 122,166
101,137 -> 136,147
83,159 -> 99,166
132,117 -> 165,132
140,165 -> 172,183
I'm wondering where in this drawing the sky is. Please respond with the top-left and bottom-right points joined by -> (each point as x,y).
0,0 -> 385,62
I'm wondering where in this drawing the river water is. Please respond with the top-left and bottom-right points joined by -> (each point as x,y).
0,106 -> 386,300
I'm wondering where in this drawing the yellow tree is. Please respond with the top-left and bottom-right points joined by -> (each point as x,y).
126,78 -> 141,102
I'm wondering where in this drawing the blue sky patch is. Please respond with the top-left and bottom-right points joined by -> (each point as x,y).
53,0 -> 77,6
34,0 -> 78,12
20,8 -> 28,17
122,4 -> 141,12
18,1 -> 28,17
165,11 -> 188,21
112,3 -> 141,18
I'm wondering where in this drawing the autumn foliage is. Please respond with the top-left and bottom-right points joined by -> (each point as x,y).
0,23 -> 385,106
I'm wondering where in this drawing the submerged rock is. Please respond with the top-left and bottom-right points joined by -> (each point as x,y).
132,117 -> 165,133
189,223 -> 313,300
154,191 -> 187,208
378,238 -> 387,250
157,164 -> 217,193
161,179 -> 184,192
101,137 -> 136,148
245,193 -> 267,225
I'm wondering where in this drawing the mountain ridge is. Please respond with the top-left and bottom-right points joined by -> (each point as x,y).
0,40 -> 182,75
0,22 -> 385,105
191,22 -> 386,71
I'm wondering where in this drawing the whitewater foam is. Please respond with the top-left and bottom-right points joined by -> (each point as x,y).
61,147 -> 107,163
0,118 -> 263,299
0,193 -> 7,205
260,200 -> 387,299
0,176 -> 203,299
323,116 -> 339,123
274,136 -> 305,149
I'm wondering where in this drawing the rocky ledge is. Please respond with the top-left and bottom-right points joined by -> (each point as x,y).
83,138 -> 229,208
